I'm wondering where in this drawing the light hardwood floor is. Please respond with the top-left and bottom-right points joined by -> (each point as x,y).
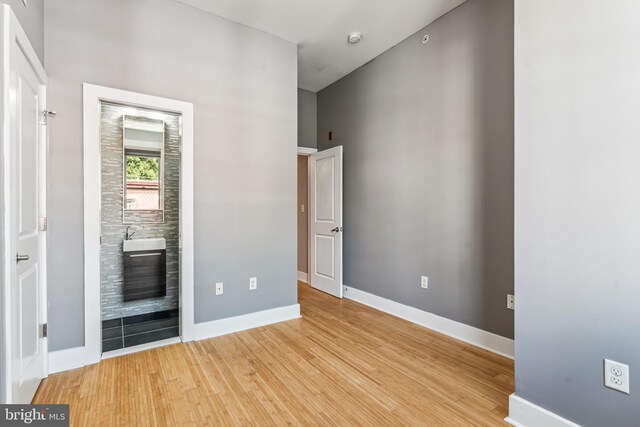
35,282 -> 514,426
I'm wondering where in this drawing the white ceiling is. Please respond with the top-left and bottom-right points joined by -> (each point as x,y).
176,0 -> 467,92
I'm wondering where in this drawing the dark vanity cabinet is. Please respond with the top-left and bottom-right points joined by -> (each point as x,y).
123,249 -> 166,301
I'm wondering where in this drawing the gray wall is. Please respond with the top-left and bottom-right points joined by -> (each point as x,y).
317,0 -> 514,338
45,0 -> 297,351
0,0 -> 44,64
100,105 -> 180,320
515,1 -> 640,425
297,89 -> 317,148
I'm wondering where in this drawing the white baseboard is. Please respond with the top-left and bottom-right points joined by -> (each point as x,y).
344,286 -> 514,359
505,394 -> 581,427
48,346 -> 92,375
49,305 -> 300,374
192,304 -> 301,341
297,271 -> 308,283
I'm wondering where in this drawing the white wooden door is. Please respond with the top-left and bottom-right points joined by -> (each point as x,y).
309,146 -> 343,298
8,30 -> 48,404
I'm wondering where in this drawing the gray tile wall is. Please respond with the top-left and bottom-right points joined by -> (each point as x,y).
100,103 -> 180,320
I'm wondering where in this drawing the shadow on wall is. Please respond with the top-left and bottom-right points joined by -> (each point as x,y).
471,0 -> 514,339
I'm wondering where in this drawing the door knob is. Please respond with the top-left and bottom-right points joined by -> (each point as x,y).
331,227 -> 343,233
16,254 -> 30,262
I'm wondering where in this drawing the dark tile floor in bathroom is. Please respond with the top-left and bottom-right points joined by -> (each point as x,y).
102,309 -> 179,353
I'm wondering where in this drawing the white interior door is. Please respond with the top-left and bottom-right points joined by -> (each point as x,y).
309,146 -> 343,298
8,32 -> 48,404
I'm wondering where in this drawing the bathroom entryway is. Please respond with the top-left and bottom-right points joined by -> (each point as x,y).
98,102 -> 181,354
81,84 -> 195,363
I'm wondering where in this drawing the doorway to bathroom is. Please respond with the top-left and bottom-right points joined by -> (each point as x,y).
99,103 -> 181,354
82,84 -> 194,363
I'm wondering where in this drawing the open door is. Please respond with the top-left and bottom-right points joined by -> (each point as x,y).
308,146 -> 343,298
2,5 -> 48,404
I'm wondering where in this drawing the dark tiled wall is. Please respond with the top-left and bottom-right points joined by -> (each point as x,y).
100,103 -> 180,320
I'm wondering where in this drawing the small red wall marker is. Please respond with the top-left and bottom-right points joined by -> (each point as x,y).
329,131 -> 333,141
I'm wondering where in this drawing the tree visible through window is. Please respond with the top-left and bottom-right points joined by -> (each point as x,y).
126,155 -> 159,181
125,153 -> 161,210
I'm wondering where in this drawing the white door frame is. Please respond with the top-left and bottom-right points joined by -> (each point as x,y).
297,147 -> 317,156
1,4 -> 48,403
296,147 -> 317,285
82,84 -> 195,366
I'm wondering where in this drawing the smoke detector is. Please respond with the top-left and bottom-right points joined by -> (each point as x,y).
347,32 -> 363,44
422,34 -> 430,44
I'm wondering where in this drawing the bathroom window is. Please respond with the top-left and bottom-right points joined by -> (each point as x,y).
125,150 -> 162,211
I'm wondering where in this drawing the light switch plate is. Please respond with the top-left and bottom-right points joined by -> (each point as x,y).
215,282 -> 223,296
507,294 -> 515,310
249,277 -> 257,290
421,276 -> 428,289
604,359 -> 630,394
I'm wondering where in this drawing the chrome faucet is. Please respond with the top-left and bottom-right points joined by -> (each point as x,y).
126,226 -> 136,240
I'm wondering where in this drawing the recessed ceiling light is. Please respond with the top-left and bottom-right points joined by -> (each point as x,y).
347,32 -> 362,44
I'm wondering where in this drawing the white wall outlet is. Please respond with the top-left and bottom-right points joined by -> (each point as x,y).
421,276 -> 428,289
507,294 -> 515,310
249,277 -> 257,290
215,282 -> 224,296
301,204 -> 305,213
604,359 -> 630,394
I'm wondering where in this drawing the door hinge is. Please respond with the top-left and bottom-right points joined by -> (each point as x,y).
41,323 -> 48,338
39,216 -> 48,231
40,109 -> 56,125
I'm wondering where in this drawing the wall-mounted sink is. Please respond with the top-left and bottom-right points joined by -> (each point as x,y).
123,238 -> 166,252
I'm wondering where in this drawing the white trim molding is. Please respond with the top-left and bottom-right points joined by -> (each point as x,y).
49,347 -> 91,375
297,146 -> 317,155
506,394 -> 581,427
344,286 -> 514,359
297,271 -> 308,283
192,304 -> 301,341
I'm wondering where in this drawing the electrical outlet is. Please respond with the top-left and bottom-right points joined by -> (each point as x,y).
421,276 -> 428,289
507,294 -> 515,310
215,282 -> 224,296
604,359 -> 630,394
301,204 -> 305,213
249,277 -> 257,290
